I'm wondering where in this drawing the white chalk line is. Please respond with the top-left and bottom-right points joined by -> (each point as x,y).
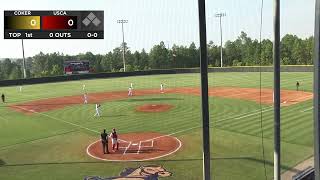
235,108 -> 273,120
137,141 -> 142,154
11,105 -> 99,134
122,141 -> 132,155
301,106 -> 314,113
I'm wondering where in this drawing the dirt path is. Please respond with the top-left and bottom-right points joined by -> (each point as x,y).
9,87 -> 313,115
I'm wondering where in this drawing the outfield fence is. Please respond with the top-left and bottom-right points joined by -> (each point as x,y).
0,65 -> 313,87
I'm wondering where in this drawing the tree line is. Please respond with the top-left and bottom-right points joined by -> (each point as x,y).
0,31 -> 314,80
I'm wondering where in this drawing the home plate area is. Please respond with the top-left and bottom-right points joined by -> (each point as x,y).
86,132 -> 182,161
120,139 -> 154,154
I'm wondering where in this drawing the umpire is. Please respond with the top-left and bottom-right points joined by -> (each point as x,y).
101,129 -> 109,154
1,94 -> 5,103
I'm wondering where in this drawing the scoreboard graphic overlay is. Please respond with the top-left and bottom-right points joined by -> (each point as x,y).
4,11 -> 104,39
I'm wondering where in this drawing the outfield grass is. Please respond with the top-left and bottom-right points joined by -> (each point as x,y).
0,72 -> 314,180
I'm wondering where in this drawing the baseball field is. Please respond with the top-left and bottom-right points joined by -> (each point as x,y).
0,72 -> 314,179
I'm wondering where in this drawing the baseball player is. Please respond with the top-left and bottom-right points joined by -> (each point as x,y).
160,83 -> 164,93
19,86 -> 22,92
130,82 -> 134,89
1,94 -> 5,103
101,129 -> 109,154
128,87 -> 133,96
82,84 -> 86,91
296,81 -> 300,91
94,103 -> 101,117
83,93 -> 88,104
110,128 -> 119,151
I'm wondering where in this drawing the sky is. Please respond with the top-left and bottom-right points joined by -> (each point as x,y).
0,0 -> 316,58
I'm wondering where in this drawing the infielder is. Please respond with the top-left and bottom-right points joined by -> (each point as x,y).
94,103 -> 101,117
130,82 -> 134,89
110,128 -> 119,151
82,84 -> 86,91
128,87 -> 133,96
296,81 -> 300,91
160,83 -> 164,93
83,93 -> 88,104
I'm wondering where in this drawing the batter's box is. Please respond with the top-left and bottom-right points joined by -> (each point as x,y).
140,139 -> 154,148
117,139 -> 131,149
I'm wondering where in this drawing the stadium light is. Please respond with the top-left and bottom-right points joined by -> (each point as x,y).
21,39 -> 27,78
215,13 -> 226,68
117,19 -> 128,72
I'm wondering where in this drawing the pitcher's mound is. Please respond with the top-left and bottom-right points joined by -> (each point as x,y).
86,132 -> 181,161
136,104 -> 174,113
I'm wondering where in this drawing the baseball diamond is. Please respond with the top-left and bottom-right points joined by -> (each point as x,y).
0,72 -> 315,180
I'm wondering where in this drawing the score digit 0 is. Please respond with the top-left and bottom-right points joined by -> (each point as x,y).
68,19 -> 74,27
30,19 -> 37,26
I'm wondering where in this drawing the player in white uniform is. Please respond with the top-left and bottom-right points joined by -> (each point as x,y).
130,83 -> 133,89
19,86 -> 22,92
82,84 -> 86,91
94,104 -> 101,117
83,93 -> 88,104
160,83 -> 164,93
128,87 -> 133,96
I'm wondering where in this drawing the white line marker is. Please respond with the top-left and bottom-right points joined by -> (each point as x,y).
122,141 -> 132,155
235,109 -> 273,120
301,106 -> 314,113
12,105 -> 99,134
137,141 -> 142,154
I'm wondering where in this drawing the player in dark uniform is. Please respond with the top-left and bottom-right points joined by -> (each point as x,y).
101,129 -> 109,154
1,94 -> 5,103
296,81 -> 300,91
110,128 -> 119,151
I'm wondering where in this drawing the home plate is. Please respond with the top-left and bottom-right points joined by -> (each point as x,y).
132,143 -> 138,146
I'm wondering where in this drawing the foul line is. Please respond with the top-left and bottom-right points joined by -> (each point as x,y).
235,108 -> 273,120
11,105 -> 99,134
301,106 -> 313,113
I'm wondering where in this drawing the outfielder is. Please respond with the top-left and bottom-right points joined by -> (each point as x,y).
82,84 -> 86,91
83,93 -> 88,104
296,81 -> 300,91
94,103 -> 101,117
1,94 -> 5,103
19,86 -> 22,92
128,87 -> 133,96
130,82 -> 134,89
110,128 -> 119,151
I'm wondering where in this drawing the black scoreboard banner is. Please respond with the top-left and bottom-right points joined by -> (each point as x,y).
4,10 -> 104,39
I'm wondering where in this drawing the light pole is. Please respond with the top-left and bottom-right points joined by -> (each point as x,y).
117,19 -> 128,72
215,13 -> 226,67
21,39 -> 27,78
